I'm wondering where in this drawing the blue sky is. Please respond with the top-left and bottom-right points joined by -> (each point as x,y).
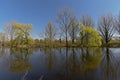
0,0 -> 120,38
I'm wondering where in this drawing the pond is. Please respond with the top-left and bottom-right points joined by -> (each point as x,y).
0,47 -> 120,80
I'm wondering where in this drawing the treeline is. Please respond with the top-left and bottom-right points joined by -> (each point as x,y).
0,8 -> 120,48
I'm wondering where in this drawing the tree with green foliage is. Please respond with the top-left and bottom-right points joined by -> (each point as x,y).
11,22 -> 34,47
79,23 -> 102,47
0,32 -> 6,46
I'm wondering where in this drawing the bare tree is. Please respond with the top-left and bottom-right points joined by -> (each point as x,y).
68,16 -> 79,43
4,23 -> 15,44
114,12 -> 120,35
0,32 -> 6,46
57,31 -> 63,44
80,15 -> 94,27
38,30 -> 47,46
98,14 -> 114,46
56,8 -> 74,46
45,22 -> 57,41
38,31 -> 45,41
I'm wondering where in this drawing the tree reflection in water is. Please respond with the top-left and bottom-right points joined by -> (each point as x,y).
39,48 -> 57,71
78,47 -> 102,80
39,47 -> 102,80
0,47 -> 6,58
100,48 -> 119,80
0,47 -> 119,80
9,48 -> 33,80
10,48 -> 32,72
80,48 -> 102,73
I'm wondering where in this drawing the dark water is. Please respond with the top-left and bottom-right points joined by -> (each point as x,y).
0,47 -> 120,80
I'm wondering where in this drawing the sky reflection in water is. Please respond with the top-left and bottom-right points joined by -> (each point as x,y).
0,47 -> 119,80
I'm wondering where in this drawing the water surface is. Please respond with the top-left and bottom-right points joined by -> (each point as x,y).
0,47 -> 120,80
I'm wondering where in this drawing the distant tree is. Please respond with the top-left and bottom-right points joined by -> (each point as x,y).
56,8 -> 74,46
98,14 -> 114,46
80,15 -> 94,27
58,31 -> 63,44
0,32 -> 6,46
38,31 -> 44,41
4,23 -> 16,45
79,23 -> 102,47
114,12 -> 120,35
45,22 -> 57,41
68,16 -> 79,43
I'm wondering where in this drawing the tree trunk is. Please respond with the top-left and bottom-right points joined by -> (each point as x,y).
66,32 -> 68,47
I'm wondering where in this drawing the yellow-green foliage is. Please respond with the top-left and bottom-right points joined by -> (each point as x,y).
11,58 -> 32,72
81,48 -> 102,73
27,37 -> 35,46
79,23 -> 102,47
11,22 -> 33,47
10,48 -> 33,72
12,22 -> 32,37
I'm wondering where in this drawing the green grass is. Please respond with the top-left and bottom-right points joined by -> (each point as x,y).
108,40 -> 120,47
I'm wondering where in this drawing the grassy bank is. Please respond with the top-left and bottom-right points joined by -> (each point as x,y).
1,40 -> 120,48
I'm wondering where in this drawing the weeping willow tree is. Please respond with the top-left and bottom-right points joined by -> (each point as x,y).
79,23 -> 102,47
11,22 -> 34,47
